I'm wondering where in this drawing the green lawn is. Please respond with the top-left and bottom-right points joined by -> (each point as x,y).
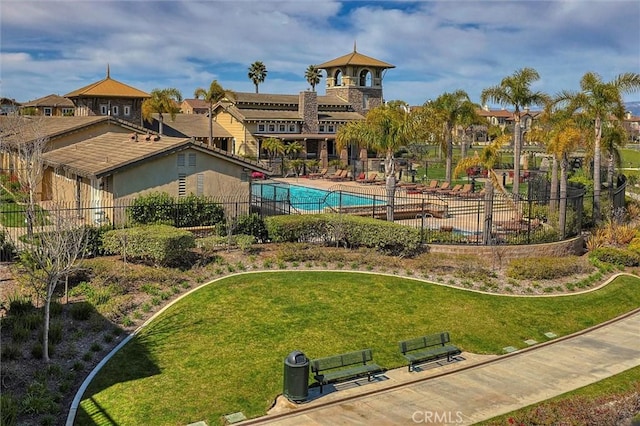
77,272 -> 640,425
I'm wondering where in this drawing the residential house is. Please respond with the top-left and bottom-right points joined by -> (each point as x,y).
41,132 -> 270,225
20,94 -> 75,116
180,98 -> 209,114
0,98 -> 21,115
623,111 -> 640,143
64,66 -> 150,126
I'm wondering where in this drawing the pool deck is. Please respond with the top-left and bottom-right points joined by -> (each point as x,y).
269,176 -> 520,234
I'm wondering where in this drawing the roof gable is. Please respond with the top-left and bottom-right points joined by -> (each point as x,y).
22,94 -> 75,108
64,70 -> 150,99
316,49 -> 395,70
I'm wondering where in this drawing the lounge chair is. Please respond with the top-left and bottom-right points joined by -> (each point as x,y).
456,184 -> 473,197
327,169 -> 348,181
443,184 -> 463,196
422,180 -> 442,194
434,182 -> 452,193
325,169 -> 345,180
355,172 -> 367,182
309,168 -> 328,179
361,173 -> 379,184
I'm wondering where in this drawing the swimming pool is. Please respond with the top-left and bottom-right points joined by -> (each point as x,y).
252,182 -> 385,211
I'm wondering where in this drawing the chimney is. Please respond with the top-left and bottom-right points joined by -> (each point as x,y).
299,91 -> 318,134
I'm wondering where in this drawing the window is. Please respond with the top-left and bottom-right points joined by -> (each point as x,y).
289,124 -> 296,132
123,106 -> 131,116
177,153 -> 185,167
62,108 -> 74,116
279,124 -> 286,132
43,107 -> 52,116
100,104 -> 108,115
258,124 -> 266,132
268,124 -> 275,132
178,173 -> 186,197
327,124 -> 335,133
319,124 -> 326,133
188,153 -> 196,167
112,106 -> 119,116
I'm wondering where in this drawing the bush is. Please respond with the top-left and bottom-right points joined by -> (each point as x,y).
2,343 -> 22,361
1,394 -> 19,426
234,214 -> 268,242
7,294 -> 34,315
589,247 -> 640,267
102,225 -> 196,266
265,214 -> 423,257
84,225 -> 112,257
127,192 -> 225,227
506,256 -> 593,280
69,302 -> 93,321
0,229 -> 16,261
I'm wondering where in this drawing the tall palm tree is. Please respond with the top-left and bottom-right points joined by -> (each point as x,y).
337,104 -> 411,220
554,72 -> 640,221
248,61 -> 268,94
194,80 -> 226,147
304,65 -> 322,92
428,91 -> 479,182
142,88 -> 182,136
481,68 -> 550,196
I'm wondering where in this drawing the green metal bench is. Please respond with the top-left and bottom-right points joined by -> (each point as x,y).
310,349 -> 384,393
399,332 -> 462,372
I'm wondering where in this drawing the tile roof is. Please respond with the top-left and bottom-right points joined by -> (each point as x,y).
181,99 -> 210,110
21,94 -> 75,108
315,49 -> 395,69
64,72 -> 150,98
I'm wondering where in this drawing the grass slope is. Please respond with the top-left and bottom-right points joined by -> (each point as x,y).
77,272 -> 640,425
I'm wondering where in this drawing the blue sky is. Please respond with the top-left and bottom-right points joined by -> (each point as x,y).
1,0 -> 639,107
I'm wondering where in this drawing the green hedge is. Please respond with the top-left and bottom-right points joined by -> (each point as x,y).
264,214 -> 422,257
589,247 -> 640,267
506,256 -> 593,280
102,225 -> 195,266
127,192 -> 225,227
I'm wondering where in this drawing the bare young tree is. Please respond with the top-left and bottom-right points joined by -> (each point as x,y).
19,201 -> 89,362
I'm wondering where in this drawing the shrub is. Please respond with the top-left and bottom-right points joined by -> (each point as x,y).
589,247 -> 640,267
127,192 -> 225,227
7,293 -> 34,315
102,224 -> 195,266
84,225 -> 113,257
507,256 -> 593,280
0,229 -> 16,261
265,214 -> 422,257
1,394 -> 19,426
69,302 -> 93,321
2,343 -> 22,361
234,213 -> 268,242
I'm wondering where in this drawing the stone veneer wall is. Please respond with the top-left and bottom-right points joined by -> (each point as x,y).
425,236 -> 585,263
73,97 -> 144,126
327,86 -> 382,115
299,91 -> 318,134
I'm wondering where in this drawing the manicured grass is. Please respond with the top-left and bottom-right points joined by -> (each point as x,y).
76,272 -> 640,425
621,148 -> 640,168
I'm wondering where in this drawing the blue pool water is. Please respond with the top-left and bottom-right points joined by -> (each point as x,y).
253,183 -> 384,211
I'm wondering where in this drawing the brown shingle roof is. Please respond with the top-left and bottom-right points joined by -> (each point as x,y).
22,94 -> 75,108
0,116 -> 110,145
148,114 -> 232,138
64,72 -> 150,99
228,92 -> 351,107
42,132 -> 270,178
182,99 -> 210,110
316,50 -> 395,69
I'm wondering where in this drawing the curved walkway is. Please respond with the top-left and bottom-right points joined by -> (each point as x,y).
240,308 -> 640,425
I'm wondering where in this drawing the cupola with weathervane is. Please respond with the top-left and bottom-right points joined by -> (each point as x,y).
315,43 -> 395,114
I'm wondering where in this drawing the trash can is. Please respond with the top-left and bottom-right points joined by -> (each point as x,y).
283,350 -> 309,403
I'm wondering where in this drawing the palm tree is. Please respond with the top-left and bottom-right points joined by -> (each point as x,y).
454,135 -> 512,244
481,68 -> 550,196
337,104 -> 411,220
428,91 -> 479,182
248,61 -> 268,94
554,72 -> 640,221
142,88 -> 182,136
193,80 -> 226,147
304,65 -> 322,92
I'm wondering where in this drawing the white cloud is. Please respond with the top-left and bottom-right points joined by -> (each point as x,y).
1,1 -> 638,104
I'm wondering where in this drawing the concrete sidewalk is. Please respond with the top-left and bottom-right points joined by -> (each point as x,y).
240,310 -> 640,425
